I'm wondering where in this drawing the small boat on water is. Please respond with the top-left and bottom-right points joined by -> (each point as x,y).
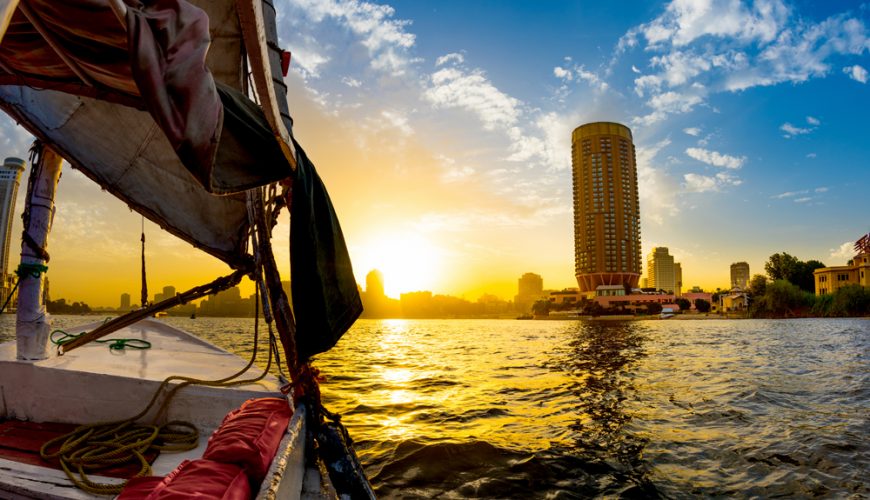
660,307 -> 675,319
0,0 -> 373,498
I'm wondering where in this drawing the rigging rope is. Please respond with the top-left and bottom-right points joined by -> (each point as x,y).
40,281 -> 276,495
140,216 -> 148,309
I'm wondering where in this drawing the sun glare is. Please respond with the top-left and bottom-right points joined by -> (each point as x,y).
354,233 -> 443,297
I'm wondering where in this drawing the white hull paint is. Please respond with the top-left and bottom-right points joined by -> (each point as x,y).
0,318 -> 315,499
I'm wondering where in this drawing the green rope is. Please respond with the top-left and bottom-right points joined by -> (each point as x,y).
15,262 -> 48,279
0,263 -> 50,314
50,330 -> 152,352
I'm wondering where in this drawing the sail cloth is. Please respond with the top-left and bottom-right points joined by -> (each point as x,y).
0,0 -> 362,352
291,140 -> 363,360
0,0 -> 293,265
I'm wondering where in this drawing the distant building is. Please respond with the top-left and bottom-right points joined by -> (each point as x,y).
0,157 -> 25,309
647,247 -> 676,293
0,157 -> 24,276
198,286 -> 253,316
674,262 -> 682,297
730,262 -> 750,289
360,269 -> 399,318
548,288 -> 582,306
514,272 -> 545,312
813,235 -> 870,295
120,293 -> 131,310
365,269 -> 385,299
720,290 -> 749,312
572,122 -> 642,296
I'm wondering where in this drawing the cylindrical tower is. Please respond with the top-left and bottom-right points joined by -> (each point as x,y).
0,157 -> 26,277
571,122 -> 641,294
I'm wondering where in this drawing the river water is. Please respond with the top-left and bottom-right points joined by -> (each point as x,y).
4,316 -> 868,498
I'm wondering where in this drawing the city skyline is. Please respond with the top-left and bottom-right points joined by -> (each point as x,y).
0,0 -> 868,306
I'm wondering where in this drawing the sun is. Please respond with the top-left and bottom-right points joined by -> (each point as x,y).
352,233 -> 443,298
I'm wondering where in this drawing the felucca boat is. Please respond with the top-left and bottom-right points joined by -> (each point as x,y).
0,0 -> 372,498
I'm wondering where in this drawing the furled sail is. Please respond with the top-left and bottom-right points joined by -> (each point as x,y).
0,0 -> 294,267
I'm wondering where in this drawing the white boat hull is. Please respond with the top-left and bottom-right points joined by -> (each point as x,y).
0,318 -> 319,499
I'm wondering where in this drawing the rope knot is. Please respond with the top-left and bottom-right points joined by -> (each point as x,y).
16,262 -> 48,279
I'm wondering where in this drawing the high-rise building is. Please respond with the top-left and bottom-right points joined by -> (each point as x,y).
514,272 -> 544,312
120,293 -> 131,310
647,247 -> 676,293
674,262 -> 682,297
730,262 -> 750,289
0,157 -> 25,310
365,269 -> 385,298
0,157 -> 25,276
572,122 -> 641,295
517,272 -> 543,297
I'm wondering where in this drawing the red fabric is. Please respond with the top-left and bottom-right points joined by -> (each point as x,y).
281,50 -> 291,76
0,420 -> 157,478
203,397 -> 292,483
127,0 -> 222,190
119,460 -> 250,500
116,476 -> 164,499
0,1 -> 138,97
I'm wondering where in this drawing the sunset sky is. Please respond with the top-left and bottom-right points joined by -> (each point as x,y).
1,0 -> 869,306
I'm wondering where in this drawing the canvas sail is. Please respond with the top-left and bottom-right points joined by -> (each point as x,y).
0,0 -> 293,266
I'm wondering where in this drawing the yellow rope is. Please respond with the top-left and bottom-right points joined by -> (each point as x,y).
39,314 -> 277,495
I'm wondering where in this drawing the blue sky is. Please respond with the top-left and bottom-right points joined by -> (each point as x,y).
0,0 -> 868,304
271,0 -> 870,296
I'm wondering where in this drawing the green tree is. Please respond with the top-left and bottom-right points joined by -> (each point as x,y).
645,302 -> 663,315
794,259 -> 825,293
694,298 -> 711,313
828,285 -> 870,317
531,299 -> 551,316
765,252 -> 800,281
748,274 -> 768,297
750,279 -> 813,318
675,297 -> 691,311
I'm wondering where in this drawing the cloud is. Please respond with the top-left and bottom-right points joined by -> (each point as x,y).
553,63 -> 609,91
843,64 -> 869,83
779,116 -> 820,138
636,138 -> 681,224
341,76 -> 362,87
772,190 -> 808,199
619,1 -> 870,126
289,45 -> 331,79
682,170 -> 742,193
424,66 -> 521,131
633,90 -> 704,125
436,53 -> 465,67
286,0 -> 417,76
381,110 -> 413,136
685,147 -> 746,169
793,196 -> 812,203
683,173 -> 717,192
814,186 -> 828,192
829,241 -> 856,261
683,126 -> 701,136
806,152 -> 817,158
780,122 -> 811,137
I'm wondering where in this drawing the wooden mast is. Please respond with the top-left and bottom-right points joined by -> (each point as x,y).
16,144 -> 61,360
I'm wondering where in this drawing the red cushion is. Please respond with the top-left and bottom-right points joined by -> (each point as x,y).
203,397 -> 292,483
117,476 -> 164,499
118,460 -> 250,499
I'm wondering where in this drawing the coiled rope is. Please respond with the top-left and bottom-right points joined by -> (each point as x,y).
39,280 -> 280,495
